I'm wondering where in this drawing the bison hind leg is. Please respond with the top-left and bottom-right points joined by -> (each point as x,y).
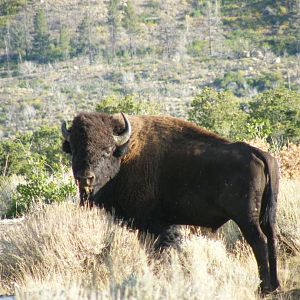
235,220 -> 272,293
261,219 -> 280,291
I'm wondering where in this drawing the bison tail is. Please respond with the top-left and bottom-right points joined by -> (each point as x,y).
256,150 -> 279,227
261,176 -> 277,227
257,149 -> 281,291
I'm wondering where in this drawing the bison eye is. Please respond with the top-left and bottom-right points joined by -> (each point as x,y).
102,147 -> 113,158
103,151 -> 110,158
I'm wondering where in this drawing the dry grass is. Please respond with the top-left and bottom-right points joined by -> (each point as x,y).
0,177 -> 299,299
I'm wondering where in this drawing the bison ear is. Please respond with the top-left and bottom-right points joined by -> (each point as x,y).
62,140 -> 72,154
113,142 -> 129,158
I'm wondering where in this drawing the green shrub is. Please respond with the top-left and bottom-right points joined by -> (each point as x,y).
187,40 -> 208,57
95,95 -> 160,115
247,72 -> 285,92
214,71 -> 247,96
7,157 -> 76,217
188,87 -> 247,140
0,126 -> 68,176
247,88 -> 300,143
0,126 -> 76,217
224,29 -> 262,55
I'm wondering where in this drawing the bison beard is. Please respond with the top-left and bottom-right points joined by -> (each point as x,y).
62,112 -> 280,294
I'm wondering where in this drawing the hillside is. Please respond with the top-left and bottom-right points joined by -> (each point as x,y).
0,0 -> 299,137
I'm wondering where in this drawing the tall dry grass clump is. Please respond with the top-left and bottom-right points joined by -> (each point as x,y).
0,203 -> 149,295
275,179 -> 300,295
0,202 -> 262,299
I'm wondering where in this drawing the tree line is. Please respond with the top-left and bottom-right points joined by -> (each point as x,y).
1,0 -> 300,71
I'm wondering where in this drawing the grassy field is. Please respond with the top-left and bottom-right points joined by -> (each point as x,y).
0,177 -> 299,299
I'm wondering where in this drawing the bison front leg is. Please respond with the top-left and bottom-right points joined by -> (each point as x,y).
156,225 -> 183,251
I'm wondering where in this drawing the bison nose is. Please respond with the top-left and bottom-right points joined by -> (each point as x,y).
75,171 -> 95,187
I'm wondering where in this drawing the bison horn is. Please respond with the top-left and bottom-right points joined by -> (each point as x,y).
113,113 -> 132,146
61,121 -> 70,142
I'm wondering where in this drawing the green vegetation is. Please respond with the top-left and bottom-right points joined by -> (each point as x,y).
96,95 -> 161,115
247,72 -> 286,92
0,126 -> 76,217
247,88 -> 300,143
1,1 -> 299,65
189,87 -> 300,143
0,126 -> 68,176
6,157 -> 76,217
188,88 -> 247,140
213,71 -> 247,96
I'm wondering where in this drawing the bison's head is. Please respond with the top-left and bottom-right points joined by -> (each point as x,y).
61,112 -> 131,205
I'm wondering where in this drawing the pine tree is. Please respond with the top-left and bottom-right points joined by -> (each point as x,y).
73,12 -> 96,64
123,0 -> 139,58
58,26 -> 71,60
0,0 -> 26,69
32,9 -> 51,63
107,0 -> 121,59
10,19 -> 28,62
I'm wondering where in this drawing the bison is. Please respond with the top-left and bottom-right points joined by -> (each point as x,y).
61,112 -> 280,293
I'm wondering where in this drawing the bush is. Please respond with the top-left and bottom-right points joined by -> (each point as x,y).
0,126 -> 76,217
187,40 -> 208,57
95,95 -> 161,115
188,88 -> 247,140
247,88 -> 300,143
247,72 -> 285,92
214,71 -> 247,96
6,157 -> 76,217
0,126 -> 69,176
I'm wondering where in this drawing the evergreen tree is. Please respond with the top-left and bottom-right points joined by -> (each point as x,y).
123,0 -> 139,58
0,0 -> 26,69
10,20 -> 27,62
32,9 -> 51,62
107,0 -> 121,59
58,26 -> 71,60
72,12 -> 97,63
9,0 -> 31,63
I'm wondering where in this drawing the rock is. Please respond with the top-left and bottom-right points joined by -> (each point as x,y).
274,57 -> 281,64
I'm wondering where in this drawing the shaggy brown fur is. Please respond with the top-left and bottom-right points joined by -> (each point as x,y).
62,112 -> 280,294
